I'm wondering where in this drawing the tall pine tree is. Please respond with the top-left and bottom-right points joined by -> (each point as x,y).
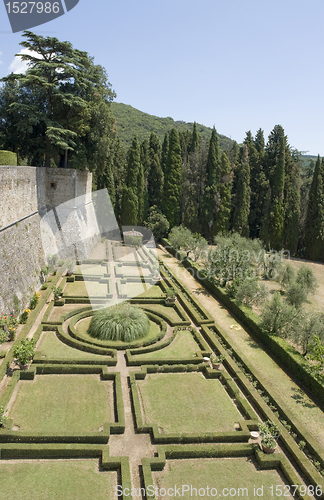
120,136 -> 141,226
304,155 -> 324,261
147,132 -> 163,210
162,129 -> 182,227
214,151 -> 232,235
231,144 -> 251,237
201,127 -> 220,240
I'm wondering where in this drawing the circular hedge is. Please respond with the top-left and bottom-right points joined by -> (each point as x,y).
88,303 -> 150,342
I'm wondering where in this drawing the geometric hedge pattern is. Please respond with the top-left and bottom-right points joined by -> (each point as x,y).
0,240 -> 323,500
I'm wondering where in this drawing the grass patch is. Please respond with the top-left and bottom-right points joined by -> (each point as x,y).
9,375 -> 113,433
64,281 -> 108,297
153,457 -> 294,498
137,304 -> 186,324
0,460 -> 115,500
37,332 -> 110,361
47,304 -> 84,323
88,303 -> 149,342
134,331 -> 200,360
75,264 -> 108,276
138,372 -> 242,433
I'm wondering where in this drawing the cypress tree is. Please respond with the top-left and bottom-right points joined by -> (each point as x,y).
214,151 -> 232,235
162,129 -> 182,227
245,129 -> 269,241
161,133 -> 169,173
147,132 -> 164,210
231,144 -> 251,237
266,125 -> 286,250
201,127 -> 220,240
283,149 -> 300,254
304,155 -> 324,261
120,136 -> 141,226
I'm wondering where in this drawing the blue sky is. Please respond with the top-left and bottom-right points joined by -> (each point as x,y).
0,0 -> 323,155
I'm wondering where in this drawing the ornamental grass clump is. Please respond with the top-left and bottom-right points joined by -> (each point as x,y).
88,303 -> 150,342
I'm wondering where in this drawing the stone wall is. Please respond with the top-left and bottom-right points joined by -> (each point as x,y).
0,167 -> 97,313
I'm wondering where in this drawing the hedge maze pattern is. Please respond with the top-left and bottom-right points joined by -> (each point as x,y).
0,240 -> 323,500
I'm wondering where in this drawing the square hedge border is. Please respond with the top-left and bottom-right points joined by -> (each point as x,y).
0,365 -> 125,442
129,365 -> 255,444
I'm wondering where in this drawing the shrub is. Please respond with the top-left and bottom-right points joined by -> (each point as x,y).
29,291 -> 40,310
13,339 -> 36,366
20,309 -> 31,324
88,304 -> 150,342
260,292 -> 300,338
52,286 -> 63,300
0,406 -> 7,426
144,206 -> 169,241
234,279 -> 268,308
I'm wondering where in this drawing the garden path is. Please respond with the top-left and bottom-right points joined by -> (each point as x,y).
157,248 -> 324,452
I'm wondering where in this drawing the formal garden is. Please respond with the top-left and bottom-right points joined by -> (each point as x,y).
0,239 -> 323,500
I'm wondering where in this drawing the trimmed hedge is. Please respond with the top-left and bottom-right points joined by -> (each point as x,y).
0,150 -> 17,165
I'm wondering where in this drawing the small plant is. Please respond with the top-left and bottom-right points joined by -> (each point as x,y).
40,265 -> 50,281
0,349 -> 7,358
165,287 -> 177,300
298,440 -> 306,451
12,339 -> 36,366
20,308 -> 31,324
0,406 -> 7,426
258,420 -> 281,452
29,291 -> 40,310
52,286 -> 63,300
261,435 -> 277,449
41,283 -> 48,290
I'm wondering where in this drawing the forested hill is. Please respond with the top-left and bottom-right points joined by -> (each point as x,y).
111,102 -> 234,151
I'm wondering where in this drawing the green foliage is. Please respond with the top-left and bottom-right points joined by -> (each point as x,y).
286,284 -> 308,308
52,286 -> 63,300
147,132 -> 164,210
201,127 -> 219,239
296,266 -> 318,295
120,136 -> 141,225
231,144 -> 251,237
213,152 -> 232,235
0,150 -> 17,165
279,264 -> 296,289
144,206 -> 169,241
306,335 -> 324,374
88,303 -> 150,342
203,232 -> 264,287
0,31 -> 115,169
234,279 -> 268,308
260,291 -> 299,338
12,338 -> 36,365
304,156 -> 324,261
162,129 -> 182,227
0,405 -> 6,426
284,266 -> 317,308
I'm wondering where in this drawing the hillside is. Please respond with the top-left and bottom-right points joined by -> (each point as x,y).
111,102 -> 234,151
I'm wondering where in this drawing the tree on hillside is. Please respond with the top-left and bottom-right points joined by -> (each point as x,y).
0,31 -> 115,170
265,125 -> 286,250
147,132 -> 163,210
213,151 -> 232,235
161,132 -> 169,173
201,127 -> 220,240
162,129 -> 182,227
120,136 -> 141,226
231,144 -> 251,237
304,155 -> 324,261
283,149 -> 301,254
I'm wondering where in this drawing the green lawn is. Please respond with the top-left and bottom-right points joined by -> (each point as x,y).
64,281 -> 108,297
37,332 -> 110,361
133,331 -> 200,360
119,265 -> 151,276
153,457 -> 294,499
137,304 -> 187,324
137,372 -> 242,433
47,304 -> 87,322
75,264 -> 108,276
9,375 -> 113,433
0,460 -> 115,500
